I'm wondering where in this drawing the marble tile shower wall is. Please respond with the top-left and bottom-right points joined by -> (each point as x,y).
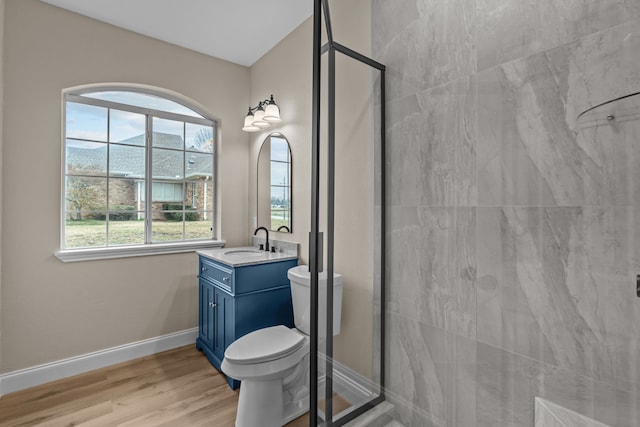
372,1 -> 640,426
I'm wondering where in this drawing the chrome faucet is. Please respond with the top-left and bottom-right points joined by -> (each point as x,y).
254,227 -> 270,251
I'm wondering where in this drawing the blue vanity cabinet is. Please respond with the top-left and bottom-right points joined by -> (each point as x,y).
195,254 -> 298,389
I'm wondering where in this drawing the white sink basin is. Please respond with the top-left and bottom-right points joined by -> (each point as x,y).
223,249 -> 264,257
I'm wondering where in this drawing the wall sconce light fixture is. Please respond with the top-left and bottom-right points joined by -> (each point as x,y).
242,95 -> 282,132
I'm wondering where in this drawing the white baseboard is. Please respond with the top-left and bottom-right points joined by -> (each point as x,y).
0,327 -> 198,397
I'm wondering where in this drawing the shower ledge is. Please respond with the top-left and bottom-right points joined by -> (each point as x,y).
343,401 -> 402,427
535,397 -> 612,427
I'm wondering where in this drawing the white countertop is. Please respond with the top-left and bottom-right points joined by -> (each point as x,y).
197,246 -> 298,267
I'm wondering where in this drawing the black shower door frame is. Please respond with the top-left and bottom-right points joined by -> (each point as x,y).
309,0 -> 387,425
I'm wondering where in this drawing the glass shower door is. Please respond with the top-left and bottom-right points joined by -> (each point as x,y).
309,0 -> 386,425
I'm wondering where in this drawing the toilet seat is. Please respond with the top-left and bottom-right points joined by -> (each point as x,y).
225,325 -> 305,365
221,329 -> 309,382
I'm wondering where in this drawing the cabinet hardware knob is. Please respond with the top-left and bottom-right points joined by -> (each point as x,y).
202,267 -> 208,272
209,302 -> 217,308
223,277 -> 229,282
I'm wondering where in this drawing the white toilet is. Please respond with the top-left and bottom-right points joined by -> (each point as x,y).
221,265 -> 343,427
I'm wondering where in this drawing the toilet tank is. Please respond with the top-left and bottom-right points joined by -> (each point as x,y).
287,265 -> 343,337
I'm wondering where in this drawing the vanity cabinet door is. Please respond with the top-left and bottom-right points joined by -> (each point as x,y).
212,286 -> 233,361
197,278 -> 238,389
198,279 -> 216,350
212,287 -> 240,389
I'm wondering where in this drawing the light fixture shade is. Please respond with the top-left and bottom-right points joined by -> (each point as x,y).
252,107 -> 270,128
242,114 -> 260,132
264,102 -> 281,123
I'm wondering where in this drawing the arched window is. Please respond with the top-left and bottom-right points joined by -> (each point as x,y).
59,86 -> 217,258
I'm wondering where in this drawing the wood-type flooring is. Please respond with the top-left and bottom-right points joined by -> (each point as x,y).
0,345 -> 313,426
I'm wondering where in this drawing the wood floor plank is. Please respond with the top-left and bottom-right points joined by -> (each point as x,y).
0,371 -> 109,420
29,401 -> 114,427
118,388 -> 236,427
91,374 -> 220,425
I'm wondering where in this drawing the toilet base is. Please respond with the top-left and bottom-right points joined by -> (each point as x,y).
235,380 -> 309,427
236,379 -> 283,427
235,375 -> 309,427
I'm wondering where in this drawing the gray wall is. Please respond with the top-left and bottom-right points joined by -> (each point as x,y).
373,0 -> 640,426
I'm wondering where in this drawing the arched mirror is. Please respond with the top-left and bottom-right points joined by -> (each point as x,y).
257,133 -> 292,232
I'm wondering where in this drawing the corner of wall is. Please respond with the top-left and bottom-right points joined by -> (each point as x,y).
0,0 -> 6,374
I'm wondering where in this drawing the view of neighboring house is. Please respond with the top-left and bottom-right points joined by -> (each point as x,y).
66,131 -> 213,222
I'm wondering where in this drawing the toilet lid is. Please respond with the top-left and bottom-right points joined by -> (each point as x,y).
224,325 -> 305,365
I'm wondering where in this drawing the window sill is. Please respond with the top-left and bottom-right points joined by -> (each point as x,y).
55,240 -> 226,262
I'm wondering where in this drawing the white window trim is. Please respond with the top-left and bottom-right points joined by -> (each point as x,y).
55,240 -> 225,262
